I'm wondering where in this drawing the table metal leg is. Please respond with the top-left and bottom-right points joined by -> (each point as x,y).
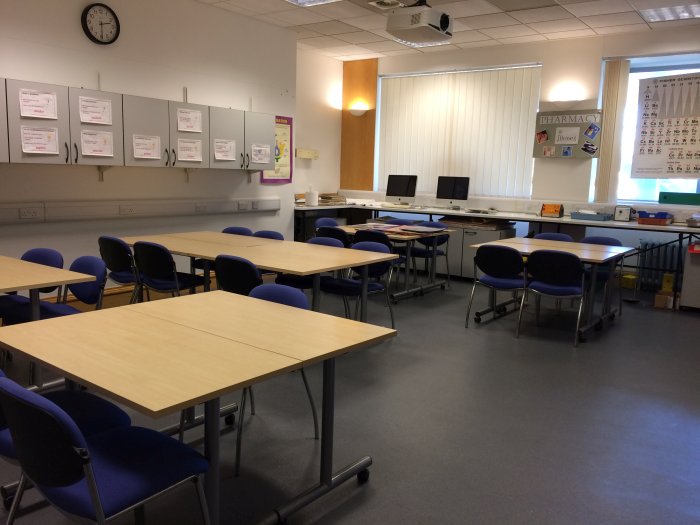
28,289 -> 43,387
359,266 -> 368,323
202,260 -> 211,292
204,398 -> 221,525
312,274 -> 321,312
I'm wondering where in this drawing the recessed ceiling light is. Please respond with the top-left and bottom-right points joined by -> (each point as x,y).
285,0 -> 342,6
393,38 -> 451,48
639,4 -> 700,22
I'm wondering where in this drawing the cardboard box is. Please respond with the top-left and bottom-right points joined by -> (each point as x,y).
654,291 -> 678,310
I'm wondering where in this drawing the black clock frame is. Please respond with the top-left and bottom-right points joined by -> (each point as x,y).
81,3 -> 120,45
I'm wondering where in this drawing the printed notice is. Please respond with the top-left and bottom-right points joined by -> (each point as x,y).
21,126 -> 59,154
177,138 -> 202,162
19,89 -> 58,119
251,144 -> 271,164
81,130 -> 114,157
214,139 -> 235,161
79,96 -> 112,125
177,108 -> 202,132
555,127 -> 580,144
132,134 -> 161,159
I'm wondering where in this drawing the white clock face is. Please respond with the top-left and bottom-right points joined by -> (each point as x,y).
83,4 -> 119,44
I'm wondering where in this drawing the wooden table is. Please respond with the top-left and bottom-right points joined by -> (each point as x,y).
0,291 -> 396,525
121,232 -> 397,322
338,224 -> 452,301
472,237 -> 636,337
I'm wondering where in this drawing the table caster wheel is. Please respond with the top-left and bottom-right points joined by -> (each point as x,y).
474,316 -> 481,324
594,320 -> 603,331
357,469 -> 370,484
440,284 -> 446,290
224,414 -> 235,426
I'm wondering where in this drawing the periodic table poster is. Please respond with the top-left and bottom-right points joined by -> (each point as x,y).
631,72 -> 700,179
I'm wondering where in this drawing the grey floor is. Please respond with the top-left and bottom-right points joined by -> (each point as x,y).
2,278 -> 700,525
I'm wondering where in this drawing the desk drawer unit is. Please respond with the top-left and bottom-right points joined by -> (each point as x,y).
436,225 -> 515,279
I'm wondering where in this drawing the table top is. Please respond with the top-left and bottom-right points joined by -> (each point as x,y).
338,224 -> 452,242
0,255 -> 95,294
122,232 -> 398,275
0,291 -> 396,417
472,237 -> 636,264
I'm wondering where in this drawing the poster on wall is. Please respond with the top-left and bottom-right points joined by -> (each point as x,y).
533,110 -> 602,159
631,72 -> 700,179
261,116 -> 292,184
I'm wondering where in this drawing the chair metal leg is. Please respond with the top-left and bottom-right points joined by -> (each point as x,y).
234,388 -> 248,477
516,290 -> 527,338
248,386 -> 255,415
6,473 -> 27,525
300,368 -> 319,439
465,280 -> 478,328
444,253 -> 451,288
574,294 -> 585,347
194,476 -> 212,525
384,287 -> 395,329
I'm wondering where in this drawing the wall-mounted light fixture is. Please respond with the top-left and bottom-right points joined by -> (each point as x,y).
348,100 -> 369,117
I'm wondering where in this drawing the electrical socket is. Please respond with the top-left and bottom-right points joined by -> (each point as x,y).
195,204 -> 208,213
19,207 -> 41,219
238,200 -> 250,211
119,205 -> 135,215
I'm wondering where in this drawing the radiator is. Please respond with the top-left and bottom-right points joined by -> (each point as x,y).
638,240 -> 685,292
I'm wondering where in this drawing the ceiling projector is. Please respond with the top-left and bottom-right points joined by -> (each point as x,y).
386,3 -> 452,45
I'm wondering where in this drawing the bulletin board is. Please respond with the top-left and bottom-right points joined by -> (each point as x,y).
533,110 -> 602,159
631,72 -> 700,179
261,115 -> 292,184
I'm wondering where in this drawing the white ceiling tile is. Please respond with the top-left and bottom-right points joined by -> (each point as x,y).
438,1 -> 503,18
562,0 -> 635,17
581,11 -> 646,27
260,8 -> 331,26
450,30 -> 492,43
212,2 -> 257,16
489,0 -> 558,9
337,53 -> 386,61
498,34 -> 548,43
297,35 -> 348,48
648,18 -> 700,29
301,20 -> 360,34
334,30 -> 387,43
362,40 -> 412,51
197,0 -> 222,4
450,19 -> 472,32
593,23 -> 650,34
456,13 -> 520,29
543,28 -> 597,39
381,49 -> 423,56
528,18 -> 589,32
480,24 -> 537,38
455,39 -> 502,48
509,6 -> 574,23
629,0 -> 698,8
307,1 -> 376,19
292,26 -> 324,38
419,43 -> 463,52
366,28 -> 397,39
318,44 -> 374,56
220,0 -> 292,13
343,13 -> 388,30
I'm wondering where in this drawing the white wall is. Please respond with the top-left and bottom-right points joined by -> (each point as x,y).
377,25 -> 700,203
0,0 -> 341,264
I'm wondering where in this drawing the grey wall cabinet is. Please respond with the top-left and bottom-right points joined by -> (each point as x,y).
123,95 -> 170,168
169,101 -> 209,169
0,80 -> 8,163
243,112 -> 275,171
68,88 -> 124,166
6,79 -> 71,164
436,224 -> 516,278
209,107 -> 244,170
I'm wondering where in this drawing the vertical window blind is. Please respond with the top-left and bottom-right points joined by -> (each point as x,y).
376,65 -> 541,198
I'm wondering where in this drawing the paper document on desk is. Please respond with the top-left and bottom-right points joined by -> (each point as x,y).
399,225 -> 446,233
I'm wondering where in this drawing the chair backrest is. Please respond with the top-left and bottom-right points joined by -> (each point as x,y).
215,255 -> 262,295
314,217 -> 338,229
222,226 -> 253,236
351,241 -> 392,278
249,283 -> 309,309
475,245 -> 524,278
67,256 -> 107,307
385,218 -> 414,226
533,232 -> 574,242
0,377 -> 88,488
527,250 -> 583,286
253,230 -> 284,240
307,237 -> 344,248
353,229 -> 392,251
580,236 -> 622,247
21,248 -> 64,293
417,221 -> 449,247
133,242 -> 176,281
316,226 -> 350,247
98,236 -> 136,276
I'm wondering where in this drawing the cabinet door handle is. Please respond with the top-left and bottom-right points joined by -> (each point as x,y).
240,152 -> 244,169
245,153 -> 250,168
464,231 -> 477,236
171,148 -> 177,166
64,142 -> 70,164
165,149 -> 170,166
73,143 -> 79,164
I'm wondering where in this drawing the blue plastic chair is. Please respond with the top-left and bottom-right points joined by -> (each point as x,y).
316,226 -> 351,247
320,241 -> 395,328
253,230 -> 284,240
533,232 -> 574,242
465,245 -> 528,328
214,255 -> 262,295
517,250 -> 585,346
133,242 -> 206,297
275,237 -> 343,290
353,229 -> 405,288
235,283 -> 319,477
314,217 -> 338,229
98,236 -> 141,304
0,370 -> 131,517
222,226 -> 253,236
0,376 -> 210,525
410,220 -> 451,286
581,235 -> 624,317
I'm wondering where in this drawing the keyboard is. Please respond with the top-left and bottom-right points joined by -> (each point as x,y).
379,202 -> 411,208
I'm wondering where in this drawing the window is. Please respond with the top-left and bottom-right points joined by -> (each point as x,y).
375,65 -> 541,198
617,58 -> 700,202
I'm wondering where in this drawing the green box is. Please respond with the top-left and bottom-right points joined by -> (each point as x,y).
658,192 -> 700,206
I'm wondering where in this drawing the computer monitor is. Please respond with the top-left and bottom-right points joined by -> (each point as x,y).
385,174 -> 417,205
436,176 -> 470,209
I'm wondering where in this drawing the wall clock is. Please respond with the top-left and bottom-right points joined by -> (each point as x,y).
81,3 -> 120,45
